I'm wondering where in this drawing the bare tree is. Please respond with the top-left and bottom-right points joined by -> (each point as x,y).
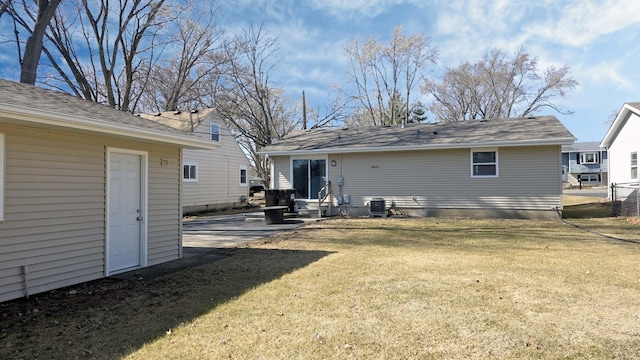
13,0 -> 178,110
136,4 -> 228,113
5,0 -> 61,84
0,0 -> 13,18
343,25 -> 437,126
214,25 -> 299,185
423,46 -> 578,121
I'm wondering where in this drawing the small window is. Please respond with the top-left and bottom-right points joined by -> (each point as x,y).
632,152 -> 638,180
183,162 -> 198,182
0,133 -> 4,222
471,149 -> 498,177
580,152 -> 599,164
210,123 -> 220,142
239,166 -> 247,186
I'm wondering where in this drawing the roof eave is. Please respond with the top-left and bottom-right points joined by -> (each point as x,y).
600,103 -> 640,148
0,103 -> 218,150
260,137 -> 575,156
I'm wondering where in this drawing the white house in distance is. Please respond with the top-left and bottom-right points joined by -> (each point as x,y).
140,109 -> 250,214
0,79 -> 217,302
600,102 -> 639,216
261,116 -> 575,219
601,102 -> 640,186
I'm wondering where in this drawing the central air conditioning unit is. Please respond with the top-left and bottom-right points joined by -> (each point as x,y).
370,198 -> 386,217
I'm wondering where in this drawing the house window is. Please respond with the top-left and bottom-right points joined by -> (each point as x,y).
239,166 -> 247,186
183,162 -> 198,182
471,149 -> 498,177
210,123 -> 220,142
580,152 -> 599,164
632,152 -> 638,180
292,158 -> 326,199
580,174 -> 599,182
0,133 -> 4,222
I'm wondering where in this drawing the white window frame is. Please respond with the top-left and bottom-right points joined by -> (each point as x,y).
580,152 -> 599,164
183,162 -> 198,182
470,148 -> 498,178
632,152 -> 638,180
210,123 -> 220,142
0,133 -> 4,222
580,174 -> 599,182
239,166 -> 248,186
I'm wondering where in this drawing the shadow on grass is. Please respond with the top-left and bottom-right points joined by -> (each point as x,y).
0,247 -> 333,359
562,201 -> 613,219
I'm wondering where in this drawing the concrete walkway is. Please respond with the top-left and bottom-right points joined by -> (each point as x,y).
182,212 -> 318,251
113,212 -> 319,281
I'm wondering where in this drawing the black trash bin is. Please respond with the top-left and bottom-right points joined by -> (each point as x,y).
265,189 -> 296,212
265,189 -> 278,207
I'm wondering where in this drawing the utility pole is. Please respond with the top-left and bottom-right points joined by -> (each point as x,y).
302,90 -> 307,130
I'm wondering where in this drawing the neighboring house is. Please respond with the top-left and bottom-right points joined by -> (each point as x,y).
0,79 -> 217,303
261,116 -> 575,219
140,109 -> 250,214
561,142 -> 608,187
601,102 -> 640,186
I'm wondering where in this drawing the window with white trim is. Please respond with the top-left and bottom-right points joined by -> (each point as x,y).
239,166 -> 247,186
632,152 -> 638,180
580,173 -> 599,182
292,158 -> 327,199
210,123 -> 220,142
580,152 -> 599,164
471,149 -> 498,177
183,162 -> 198,182
0,133 -> 4,222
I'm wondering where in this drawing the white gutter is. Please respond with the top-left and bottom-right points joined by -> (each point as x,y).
259,137 -> 576,156
0,103 -> 218,150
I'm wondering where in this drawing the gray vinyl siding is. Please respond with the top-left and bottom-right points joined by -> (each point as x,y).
331,146 -> 561,211
182,120 -> 249,211
0,125 -> 182,302
272,146 -> 562,215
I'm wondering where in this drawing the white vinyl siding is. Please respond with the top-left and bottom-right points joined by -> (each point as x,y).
607,111 -> 640,185
181,119 -> 249,210
272,156 -> 291,189
0,125 -> 182,302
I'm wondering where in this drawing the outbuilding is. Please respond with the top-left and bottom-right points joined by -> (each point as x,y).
0,79 -> 217,302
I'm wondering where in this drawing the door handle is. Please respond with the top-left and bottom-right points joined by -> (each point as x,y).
136,216 -> 142,221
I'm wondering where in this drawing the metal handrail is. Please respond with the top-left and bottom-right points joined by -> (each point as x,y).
318,180 -> 332,217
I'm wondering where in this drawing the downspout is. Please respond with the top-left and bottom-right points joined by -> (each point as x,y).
22,264 -> 29,298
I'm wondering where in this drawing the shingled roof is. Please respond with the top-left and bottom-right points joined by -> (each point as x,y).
0,79 -> 216,149
261,115 -> 575,155
138,108 -> 217,132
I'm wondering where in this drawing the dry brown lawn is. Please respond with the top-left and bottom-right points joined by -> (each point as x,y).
2,215 -> 640,359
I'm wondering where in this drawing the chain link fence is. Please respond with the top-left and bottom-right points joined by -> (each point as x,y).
611,183 -> 640,217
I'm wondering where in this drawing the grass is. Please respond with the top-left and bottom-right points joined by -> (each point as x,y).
2,198 -> 640,359
562,194 -> 613,218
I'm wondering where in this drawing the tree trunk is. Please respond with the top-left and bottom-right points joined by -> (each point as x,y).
20,0 -> 60,85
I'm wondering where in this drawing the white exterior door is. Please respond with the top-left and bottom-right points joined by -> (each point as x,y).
108,152 -> 143,273
562,165 -> 568,182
